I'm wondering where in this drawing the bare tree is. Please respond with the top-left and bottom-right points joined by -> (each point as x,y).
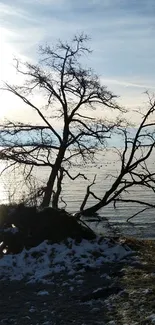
80,94 -> 155,219
0,34 -> 122,208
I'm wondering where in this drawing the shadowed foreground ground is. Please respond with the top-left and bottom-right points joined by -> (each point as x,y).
1,239 -> 155,325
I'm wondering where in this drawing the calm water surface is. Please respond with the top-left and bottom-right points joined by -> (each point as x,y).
0,150 -> 155,238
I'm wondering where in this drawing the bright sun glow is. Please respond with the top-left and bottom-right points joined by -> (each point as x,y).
0,28 -> 32,121
0,28 -> 19,118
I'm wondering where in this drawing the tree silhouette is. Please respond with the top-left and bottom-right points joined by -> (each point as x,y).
0,34 -> 121,208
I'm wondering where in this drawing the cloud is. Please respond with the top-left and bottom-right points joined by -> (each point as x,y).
100,77 -> 155,111
0,0 -> 155,118
101,78 -> 155,90
0,3 -> 25,17
0,3 -> 37,23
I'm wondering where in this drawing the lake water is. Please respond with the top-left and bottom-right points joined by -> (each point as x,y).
0,149 -> 155,239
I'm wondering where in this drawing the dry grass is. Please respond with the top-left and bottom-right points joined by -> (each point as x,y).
104,237 -> 155,324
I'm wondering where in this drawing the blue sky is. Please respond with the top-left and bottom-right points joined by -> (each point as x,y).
0,0 -> 155,120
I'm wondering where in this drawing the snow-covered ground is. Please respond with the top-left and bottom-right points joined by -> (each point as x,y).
0,237 -> 132,283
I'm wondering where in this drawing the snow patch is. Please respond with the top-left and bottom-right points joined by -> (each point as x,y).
3,227 -> 19,234
0,238 -> 132,283
37,290 -> 49,296
146,314 -> 155,323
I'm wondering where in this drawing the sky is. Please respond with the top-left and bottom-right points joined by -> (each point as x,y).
0,0 -> 155,122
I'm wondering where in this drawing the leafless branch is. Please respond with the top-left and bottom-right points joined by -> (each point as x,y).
127,207 -> 150,223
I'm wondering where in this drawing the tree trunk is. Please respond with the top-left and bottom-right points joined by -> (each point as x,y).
41,147 -> 66,208
82,173 -> 125,216
41,124 -> 69,208
52,168 -> 63,208
41,167 -> 57,208
82,200 -> 106,216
